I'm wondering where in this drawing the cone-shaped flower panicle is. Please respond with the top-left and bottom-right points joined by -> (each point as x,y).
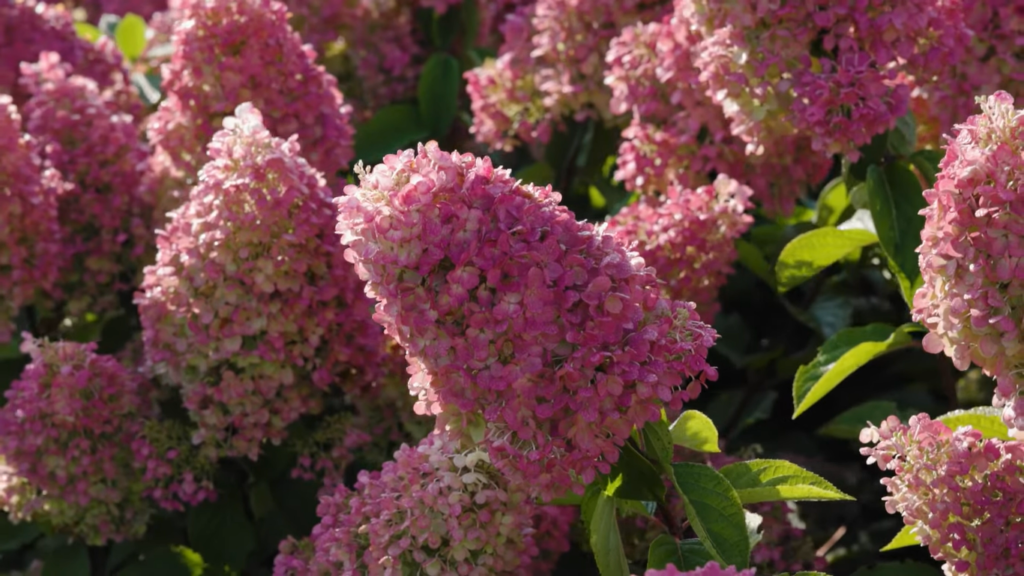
337,142 -> 718,499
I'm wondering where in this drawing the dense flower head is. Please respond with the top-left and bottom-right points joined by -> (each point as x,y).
642,562 -> 755,576
337,142 -> 718,499
137,103 -> 386,461
20,52 -> 153,317
0,338 -> 155,544
146,0 -> 354,189
273,431 -> 546,575
523,505 -> 577,574
0,0 -> 138,113
606,175 -> 754,321
73,0 -> 168,20
861,413 -> 1024,575
675,0 -> 970,158
912,92 -> 1024,432
0,96 -> 62,343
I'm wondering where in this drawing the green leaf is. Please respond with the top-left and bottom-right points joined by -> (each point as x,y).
187,487 -> 257,571
130,71 -> 162,106
545,491 -> 584,506
98,14 -> 121,37
879,525 -> 921,552
0,515 -> 41,552
672,462 -> 750,569
608,442 -> 665,502
736,239 -> 775,288
937,406 -> 1014,440
417,53 -> 461,137
642,419 -> 674,470
865,163 -> 927,306
775,227 -> 878,293
514,162 -> 554,186
42,542 -> 90,576
116,547 -> 205,576
677,539 -> 715,570
818,400 -> 900,439
587,186 -> 607,209
74,22 -> 103,43
814,178 -> 849,227
887,113 -> 917,157
716,459 -> 854,504
114,14 -> 147,61
808,293 -> 854,338
588,493 -> 629,576
669,410 -> 720,453
910,149 -> 943,188
647,535 -> 683,570
793,323 -> 922,417
852,561 -> 941,576
354,104 -> 429,162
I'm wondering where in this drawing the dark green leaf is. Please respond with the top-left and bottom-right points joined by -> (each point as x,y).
775,227 -> 878,293
793,323 -> 922,417
677,539 -> 715,570
116,547 -> 204,576
647,535 -> 683,571
879,525 -> 921,552
672,462 -> 750,568
865,163 -> 927,306
814,178 -> 849,227
98,14 -> 121,37
818,401 -> 900,439
187,488 -> 257,571
669,410 -> 720,453
130,71 -> 162,106
430,4 -> 462,49
0,516 -> 41,552
716,459 -> 854,504
642,419 -> 674,470
736,239 -> 775,288
42,542 -> 89,576
808,293 -> 854,338
460,0 -> 480,51
114,14 -> 147,61
514,162 -> 555,186
417,53 -> 461,137
887,113 -> 917,157
910,149 -> 943,188
588,493 -> 629,576
852,561 -> 941,576
937,406 -> 1013,440
608,442 -> 665,502
354,104 -> 429,162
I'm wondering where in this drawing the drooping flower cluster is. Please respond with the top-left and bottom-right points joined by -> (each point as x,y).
273,431 -> 556,575
606,175 -> 754,321
861,414 -> 1024,575
337,142 -> 717,498
137,103 -> 385,461
0,96 -> 62,343
676,0 -> 970,159
913,92 -> 1024,432
146,0 -> 354,195
642,563 -> 755,576
0,338 -> 156,544
20,52 -> 153,318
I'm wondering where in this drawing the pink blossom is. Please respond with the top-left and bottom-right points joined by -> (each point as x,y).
137,103 -> 386,461
72,0 -> 168,20
642,562 -> 755,576
337,142 -> 717,499
913,92 -> 1024,432
20,52 -> 153,318
0,96 -> 62,343
861,413 -> 1024,575
606,175 -> 754,322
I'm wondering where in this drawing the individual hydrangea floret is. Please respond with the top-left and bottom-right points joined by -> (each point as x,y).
675,0 -> 970,159
0,96 -> 62,343
913,91 -> 1024,432
861,413 -> 1024,576
337,142 -> 718,498
137,102 -> 385,461
146,0 -> 354,190
20,52 -> 153,318
273,431 -> 544,575
642,562 -> 755,576
606,175 -> 754,322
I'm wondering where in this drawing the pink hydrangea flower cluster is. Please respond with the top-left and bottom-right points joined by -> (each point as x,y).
913,91 -> 1024,432
465,0 -> 660,150
606,175 -> 754,321
0,338 -> 156,544
273,431 -> 557,575
72,0 -> 168,20
861,413 -> 1024,576
0,96 -> 62,343
676,0 -> 970,159
604,17 -> 830,215
642,562 -> 755,576
146,0 -> 354,192
337,142 -> 718,498
137,103 -> 385,461
20,52 -> 153,318
0,0 -> 138,114
911,1 -> 1024,147
524,505 -> 578,574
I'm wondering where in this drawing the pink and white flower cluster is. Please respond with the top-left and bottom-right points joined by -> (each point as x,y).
273,431 -> 573,575
643,563 -> 754,576
913,91 -> 1024,432
606,175 -> 754,321
337,142 -> 717,499
0,96 -> 62,343
138,103 -> 385,461
861,414 -> 1024,576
